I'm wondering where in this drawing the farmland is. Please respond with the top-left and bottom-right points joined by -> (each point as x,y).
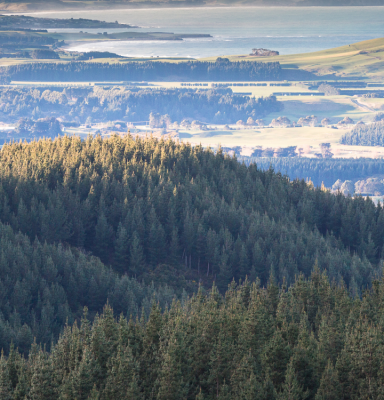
207,38 -> 384,80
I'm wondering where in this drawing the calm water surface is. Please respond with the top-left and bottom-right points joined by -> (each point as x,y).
26,7 -> 384,58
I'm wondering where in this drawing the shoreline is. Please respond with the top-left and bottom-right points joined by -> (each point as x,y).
61,33 -> 212,53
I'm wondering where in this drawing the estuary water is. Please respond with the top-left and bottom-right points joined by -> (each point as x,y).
27,7 -> 384,58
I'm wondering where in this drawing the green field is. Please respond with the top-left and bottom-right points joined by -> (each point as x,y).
173,125 -> 384,159
153,81 -> 375,123
202,37 -> 384,80
2,35 -> 384,81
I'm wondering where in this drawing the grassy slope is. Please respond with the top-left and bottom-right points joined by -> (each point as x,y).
2,33 -> 384,79
203,38 -> 384,80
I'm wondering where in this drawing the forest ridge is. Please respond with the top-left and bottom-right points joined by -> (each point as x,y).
0,135 -> 382,399
0,134 -> 382,350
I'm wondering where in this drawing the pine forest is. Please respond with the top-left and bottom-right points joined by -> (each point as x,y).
0,135 -> 381,398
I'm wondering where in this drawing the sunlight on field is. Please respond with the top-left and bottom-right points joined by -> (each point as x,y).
201,37 -> 384,80
177,125 -> 384,159
179,126 -> 342,148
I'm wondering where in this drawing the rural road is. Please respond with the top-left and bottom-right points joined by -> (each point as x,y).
350,98 -> 375,112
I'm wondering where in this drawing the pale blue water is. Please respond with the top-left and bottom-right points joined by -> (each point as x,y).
25,7 -> 384,58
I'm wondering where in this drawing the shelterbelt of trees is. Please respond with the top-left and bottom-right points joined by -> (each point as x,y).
246,157 -> 384,187
0,135 -> 383,354
0,86 -> 282,125
0,59 -> 282,82
341,121 -> 384,146
3,271 -> 384,400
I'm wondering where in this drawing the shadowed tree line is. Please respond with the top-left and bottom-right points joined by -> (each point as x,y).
0,86 -> 282,125
0,59 -> 282,82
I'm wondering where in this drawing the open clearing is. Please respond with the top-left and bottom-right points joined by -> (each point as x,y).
175,125 -> 384,159
151,82 -> 379,124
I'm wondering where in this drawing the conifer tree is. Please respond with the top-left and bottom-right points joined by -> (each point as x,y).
94,212 -> 113,263
7,343 -> 20,390
168,226 -> 180,267
114,223 -> 130,274
217,251 -> 232,292
129,231 -> 145,276
72,346 -> 96,400
230,352 -> 263,400
277,359 -> 308,400
103,344 -> 141,400
0,351 -> 12,400
13,364 -> 30,400
30,351 -> 57,400
262,329 -> 292,392
218,380 -> 231,400
87,385 -> 100,400
157,345 -> 186,400
126,373 -> 143,400
315,361 -> 342,400
195,387 -> 205,400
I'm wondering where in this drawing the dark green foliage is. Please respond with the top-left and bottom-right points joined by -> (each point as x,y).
0,135 -> 383,400
114,223 -> 130,274
0,219 -> 175,354
0,135 -> 382,294
2,60 -> 282,82
2,271 -> 384,399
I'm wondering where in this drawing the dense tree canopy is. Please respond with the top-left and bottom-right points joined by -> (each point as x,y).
0,221 -> 176,355
1,59 -> 282,82
0,135 -> 382,293
341,121 -> 384,146
0,86 -> 281,126
244,157 -> 384,187
2,270 -> 384,400
0,135 -> 382,399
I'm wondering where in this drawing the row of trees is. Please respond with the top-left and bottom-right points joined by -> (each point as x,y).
341,121 -> 384,146
1,59 -> 282,82
244,156 -> 384,187
2,269 -> 384,399
0,86 -> 282,124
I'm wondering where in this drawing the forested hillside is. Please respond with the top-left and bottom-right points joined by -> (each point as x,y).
0,222 -> 176,354
3,270 -> 384,400
1,59 -> 282,82
0,135 -> 383,294
0,135 -> 384,290
341,121 -> 384,146
0,135 -> 383,398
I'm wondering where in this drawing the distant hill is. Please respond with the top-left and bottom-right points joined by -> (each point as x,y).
2,0 -> 384,12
